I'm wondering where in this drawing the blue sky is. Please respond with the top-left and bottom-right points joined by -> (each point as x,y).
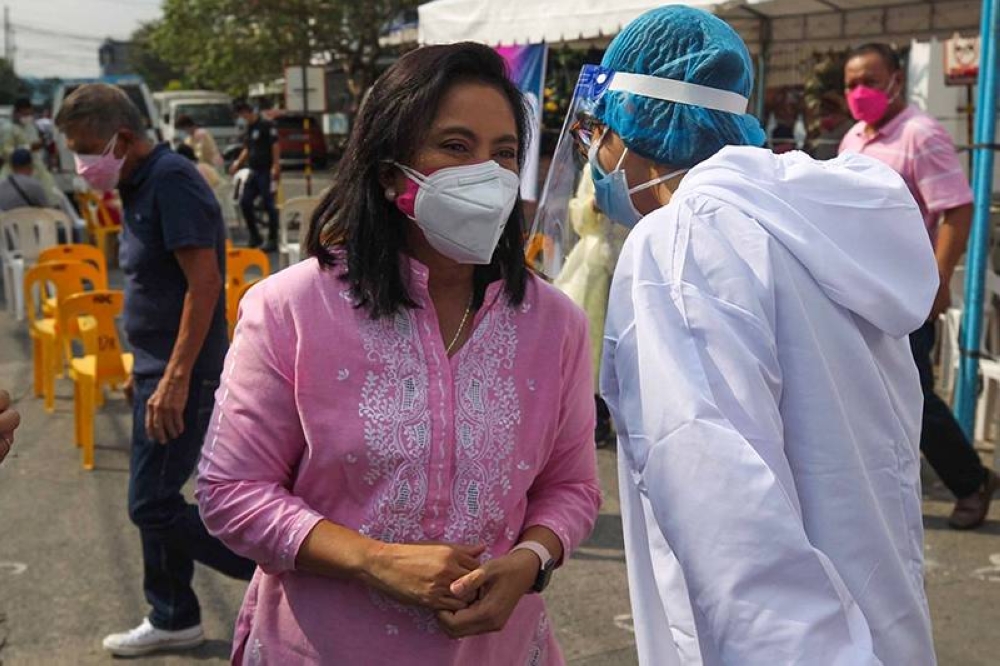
6,0 -> 163,79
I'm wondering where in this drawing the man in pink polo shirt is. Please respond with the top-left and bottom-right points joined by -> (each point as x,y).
840,42 -> 999,530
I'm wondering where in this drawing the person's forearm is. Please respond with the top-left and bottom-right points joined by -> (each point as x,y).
234,148 -> 248,170
296,519 -> 380,582
272,144 -> 281,169
935,204 -> 973,281
164,277 -> 221,381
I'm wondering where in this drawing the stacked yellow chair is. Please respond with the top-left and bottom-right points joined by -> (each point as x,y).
59,290 -> 133,470
75,191 -> 122,265
23,260 -> 104,411
37,244 -> 109,292
36,244 -> 109,367
225,247 -> 270,339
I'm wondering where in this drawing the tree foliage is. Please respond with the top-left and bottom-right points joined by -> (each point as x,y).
128,21 -> 186,91
149,0 -> 418,106
0,58 -> 26,105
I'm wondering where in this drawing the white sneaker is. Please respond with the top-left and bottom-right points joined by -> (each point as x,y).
102,618 -> 205,656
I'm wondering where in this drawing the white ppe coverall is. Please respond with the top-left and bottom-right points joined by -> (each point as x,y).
602,146 -> 938,666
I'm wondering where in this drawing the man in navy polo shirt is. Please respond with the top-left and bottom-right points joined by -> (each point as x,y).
229,100 -> 280,251
56,83 -> 254,657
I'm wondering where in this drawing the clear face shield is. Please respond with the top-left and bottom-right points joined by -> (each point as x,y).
527,65 -> 614,279
528,64 -> 751,279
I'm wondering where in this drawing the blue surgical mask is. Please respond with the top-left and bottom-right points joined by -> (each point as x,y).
588,134 -> 687,229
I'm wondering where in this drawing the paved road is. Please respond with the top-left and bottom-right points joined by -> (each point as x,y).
0,177 -> 998,663
278,168 -> 334,203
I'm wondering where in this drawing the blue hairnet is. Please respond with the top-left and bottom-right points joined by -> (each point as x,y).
595,6 -> 765,168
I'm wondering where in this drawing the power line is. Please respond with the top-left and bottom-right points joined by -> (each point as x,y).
89,0 -> 162,7
12,22 -> 108,44
19,53 -> 94,65
20,45 -> 99,58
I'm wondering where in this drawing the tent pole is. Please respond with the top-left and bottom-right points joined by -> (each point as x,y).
755,17 -> 771,121
954,0 -> 1000,439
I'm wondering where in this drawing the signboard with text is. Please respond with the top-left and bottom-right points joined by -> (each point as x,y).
285,66 -> 328,112
944,34 -> 980,86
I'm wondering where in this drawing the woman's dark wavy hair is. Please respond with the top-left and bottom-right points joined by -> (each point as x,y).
306,42 -> 532,319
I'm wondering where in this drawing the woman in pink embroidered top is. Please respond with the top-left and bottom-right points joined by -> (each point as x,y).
196,43 -> 602,665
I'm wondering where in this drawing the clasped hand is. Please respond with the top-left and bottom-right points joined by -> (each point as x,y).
366,542 -> 539,638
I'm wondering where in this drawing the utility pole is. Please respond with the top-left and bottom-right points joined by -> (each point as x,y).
4,6 -> 12,65
302,62 -> 312,196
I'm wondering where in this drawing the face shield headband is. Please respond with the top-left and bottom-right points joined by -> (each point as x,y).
527,64 -> 749,278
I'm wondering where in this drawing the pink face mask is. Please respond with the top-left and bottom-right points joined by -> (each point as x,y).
846,79 -> 897,125
74,134 -> 125,192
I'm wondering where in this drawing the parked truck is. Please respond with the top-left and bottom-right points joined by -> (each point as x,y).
153,90 -> 236,149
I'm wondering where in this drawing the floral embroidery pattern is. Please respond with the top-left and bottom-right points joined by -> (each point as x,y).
357,309 -> 432,544
356,308 -> 441,631
355,304 -> 522,633
526,612 -> 550,665
446,307 -> 521,546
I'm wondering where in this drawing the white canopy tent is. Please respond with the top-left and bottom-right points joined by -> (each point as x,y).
419,0 -> 981,87
418,1 -> 718,45
418,0 -> 980,43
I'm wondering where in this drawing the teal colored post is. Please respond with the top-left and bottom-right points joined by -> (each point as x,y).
954,0 -> 1000,439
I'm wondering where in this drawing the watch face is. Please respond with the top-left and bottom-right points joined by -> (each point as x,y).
533,559 -> 556,593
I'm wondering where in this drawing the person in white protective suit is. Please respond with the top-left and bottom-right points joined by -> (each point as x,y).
553,6 -> 939,666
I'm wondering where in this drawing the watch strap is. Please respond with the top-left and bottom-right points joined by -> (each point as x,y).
512,540 -> 556,593
511,540 -> 554,568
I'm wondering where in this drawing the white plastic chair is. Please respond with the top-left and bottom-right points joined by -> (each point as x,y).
1,207 -> 72,320
213,179 -> 239,237
941,266 -> 1000,443
278,196 -> 322,269
50,186 -> 86,237
938,307 -> 963,401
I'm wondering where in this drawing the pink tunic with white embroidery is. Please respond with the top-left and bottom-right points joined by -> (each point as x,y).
196,255 -> 601,665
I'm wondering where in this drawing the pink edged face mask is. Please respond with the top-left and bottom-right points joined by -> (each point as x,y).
74,134 -> 126,192
386,160 -> 521,265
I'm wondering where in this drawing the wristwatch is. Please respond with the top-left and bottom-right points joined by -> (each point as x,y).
511,540 -> 556,593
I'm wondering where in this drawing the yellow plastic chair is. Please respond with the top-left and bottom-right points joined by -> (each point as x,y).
24,260 -> 104,411
38,244 -> 109,291
75,191 -> 122,265
230,278 -> 262,336
60,290 -> 133,470
226,247 -> 270,339
37,244 -> 110,327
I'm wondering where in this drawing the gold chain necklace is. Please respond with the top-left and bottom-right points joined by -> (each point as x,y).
445,295 -> 474,355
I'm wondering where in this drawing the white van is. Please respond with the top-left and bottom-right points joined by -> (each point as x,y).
154,91 -> 236,150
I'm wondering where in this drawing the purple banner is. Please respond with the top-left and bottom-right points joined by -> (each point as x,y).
497,44 -> 547,201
